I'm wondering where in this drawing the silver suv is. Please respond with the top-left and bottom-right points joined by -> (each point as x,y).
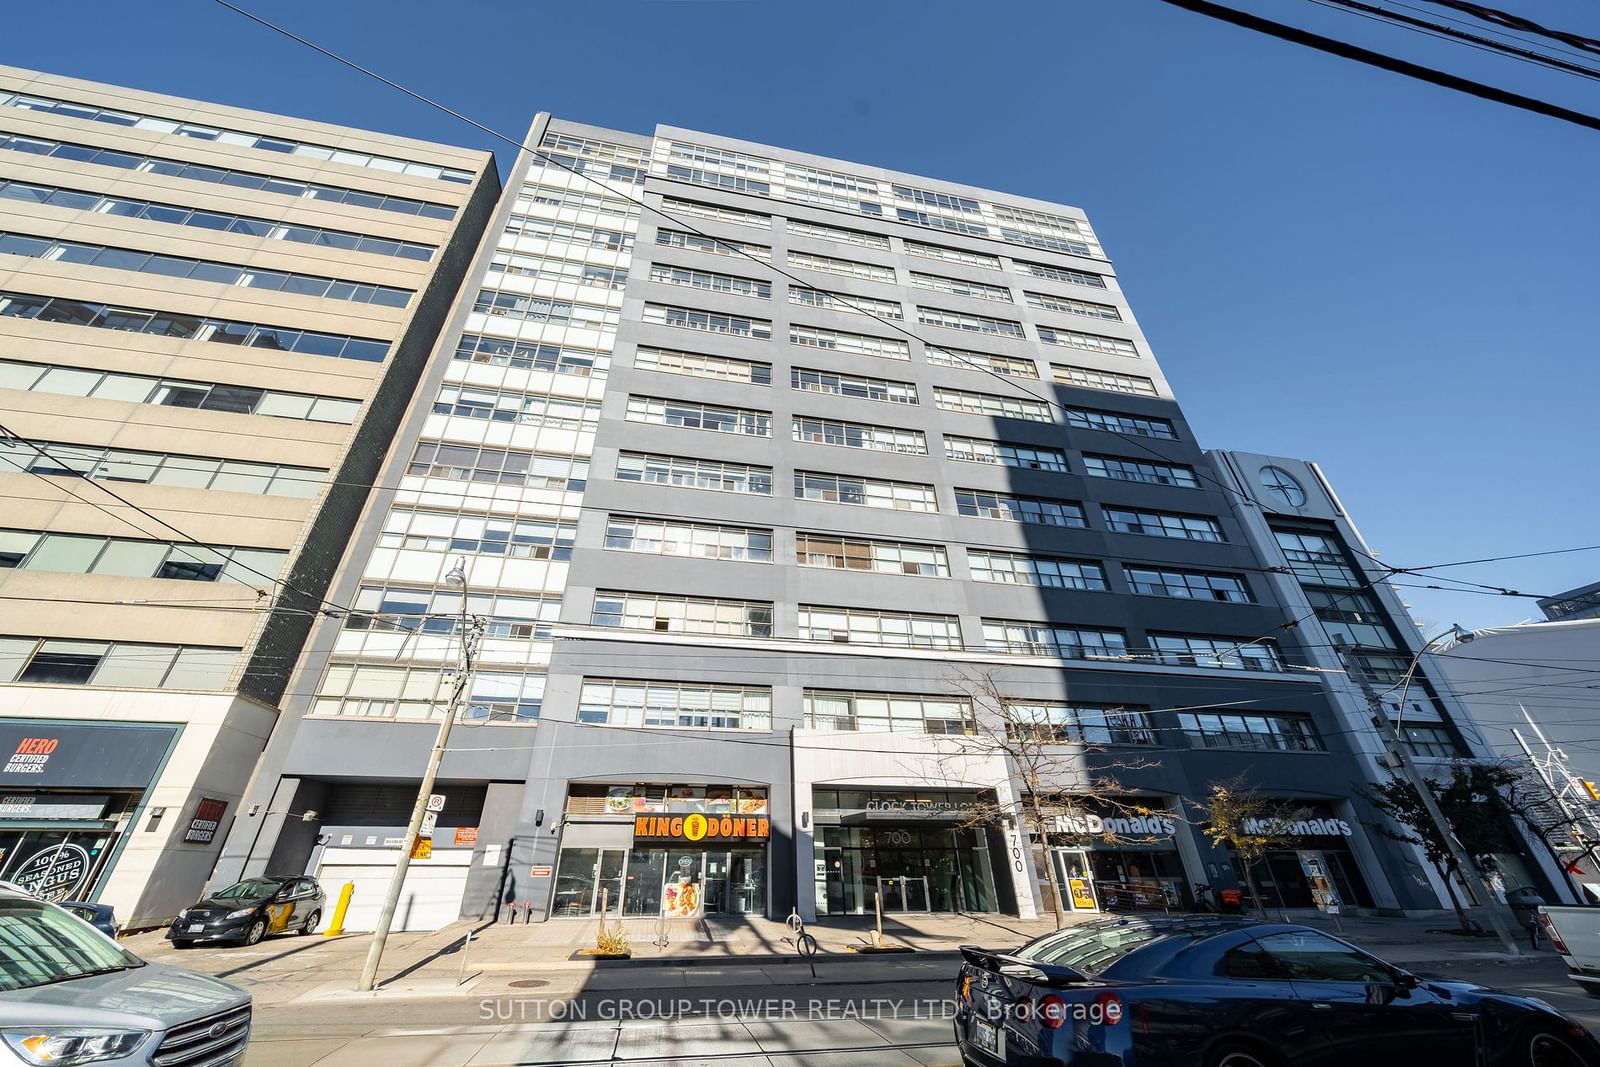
0,887 -> 251,1066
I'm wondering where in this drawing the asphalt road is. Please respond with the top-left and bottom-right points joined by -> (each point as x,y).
122,932 -> 1600,1065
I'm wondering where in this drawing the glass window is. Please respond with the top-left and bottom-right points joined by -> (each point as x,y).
164,647 -> 237,690
88,540 -> 169,577
1255,932 -> 1392,983
0,531 -> 39,568
23,534 -> 105,573
17,641 -> 107,684
94,643 -> 178,688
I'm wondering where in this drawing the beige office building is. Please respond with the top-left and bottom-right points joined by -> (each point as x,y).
0,64 -> 497,926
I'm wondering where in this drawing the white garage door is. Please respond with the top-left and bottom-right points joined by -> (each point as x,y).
316,849 -> 470,932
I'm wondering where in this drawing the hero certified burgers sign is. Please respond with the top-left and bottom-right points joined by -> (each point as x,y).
0,721 -> 178,789
633,813 -> 770,843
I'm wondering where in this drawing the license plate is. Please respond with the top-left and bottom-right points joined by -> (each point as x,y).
187,923 -> 204,933
970,1017 -> 1002,1057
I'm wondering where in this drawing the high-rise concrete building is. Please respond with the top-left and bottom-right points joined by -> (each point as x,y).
216,115 -> 1521,931
0,64 -> 498,926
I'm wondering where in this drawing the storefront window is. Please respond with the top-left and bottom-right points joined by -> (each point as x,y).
814,824 -> 996,915
552,845 -> 767,918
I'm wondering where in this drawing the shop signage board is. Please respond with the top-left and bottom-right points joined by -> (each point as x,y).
1068,878 -> 1098,910
1242,815 -> 1354,838
0,722 -> 178,789
182,797 -> 228,843
633,813 -> 770,842
1052,812 -> 1178,839
454,827 -> 478,846
0,794 -> 109,821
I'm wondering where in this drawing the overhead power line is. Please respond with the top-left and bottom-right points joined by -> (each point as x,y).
1424,1 -> 1600,58
1305,0 -> 1600,82
1154,0 -> 1600,133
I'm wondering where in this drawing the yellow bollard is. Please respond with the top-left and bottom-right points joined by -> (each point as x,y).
324,881 -> 355,937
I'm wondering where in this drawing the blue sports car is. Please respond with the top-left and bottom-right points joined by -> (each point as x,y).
955,916 -> 1600,1066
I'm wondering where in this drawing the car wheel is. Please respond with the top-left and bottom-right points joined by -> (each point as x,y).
1206,1041 -> 1280,1067
300,910 -> 321,935
242,919 -> 267,946
1528,1025 -> 1600,1067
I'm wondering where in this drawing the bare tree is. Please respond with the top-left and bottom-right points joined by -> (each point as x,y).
935,667 -> 1160,929
1200,777 -> 1298,918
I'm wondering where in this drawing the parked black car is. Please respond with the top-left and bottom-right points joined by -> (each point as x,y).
167,875 -> 325,947
58,899 -> 118,939
955,916 -> 1600,1067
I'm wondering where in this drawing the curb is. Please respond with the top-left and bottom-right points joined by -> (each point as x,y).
579,948 -> 965,968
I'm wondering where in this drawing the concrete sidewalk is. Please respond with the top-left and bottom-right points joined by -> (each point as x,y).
120,907 -> 1542,1004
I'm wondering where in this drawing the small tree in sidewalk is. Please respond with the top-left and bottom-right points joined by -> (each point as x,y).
1363,761 -> 1519,933
935,667 -> 1159,929
1200,777 -> 1287,918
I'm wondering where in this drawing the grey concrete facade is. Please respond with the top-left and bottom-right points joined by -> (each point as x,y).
218,114 -> 1468,931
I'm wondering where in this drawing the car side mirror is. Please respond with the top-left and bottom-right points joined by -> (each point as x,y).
1393,970 -> 1419,992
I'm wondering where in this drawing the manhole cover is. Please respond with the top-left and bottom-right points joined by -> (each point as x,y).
508,979 -> 549,989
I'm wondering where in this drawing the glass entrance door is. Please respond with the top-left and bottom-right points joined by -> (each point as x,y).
1056,849 -> 1100,912
703,852 -> 730,914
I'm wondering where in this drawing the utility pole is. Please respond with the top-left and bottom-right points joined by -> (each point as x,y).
1335,638 -> 1519,955
357,559 -> 481,992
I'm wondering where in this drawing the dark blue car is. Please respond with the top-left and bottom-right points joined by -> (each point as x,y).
955,916 -> 1600,1067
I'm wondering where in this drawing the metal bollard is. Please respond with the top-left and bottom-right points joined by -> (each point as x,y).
324,881 -> 355,937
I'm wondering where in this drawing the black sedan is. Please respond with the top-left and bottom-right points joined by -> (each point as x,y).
167,875 -> 325,947
955,916 -> 1600,1067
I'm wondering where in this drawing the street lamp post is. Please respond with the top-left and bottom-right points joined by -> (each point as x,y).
357,558 -> 479,992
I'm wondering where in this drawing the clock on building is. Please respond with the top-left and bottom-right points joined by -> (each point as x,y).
1259,466 -> 1306,508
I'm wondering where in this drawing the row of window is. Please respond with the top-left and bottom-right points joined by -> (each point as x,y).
0,177 -> 437,260
0,358 -> 362,424
432,384 -> 601,430
0,529 -> 287,585
312,663 -> 545,722
628,344 -> 1171,437
643,300 -> 1148,388
598,522 -> 1241,601
654,227 -> 771,263
378,508 -> 576,560
472,290 -> 621,332
0,130 -> 457,218
583,590 -> 1284,668
0,292 -> 390,362
455,333 -> 607,378
502,214 -> 634,253
661,142 -> 1105,257
0,231 -> 411,307
405,441 -> 588,492
489,250 -> 627,290
0,636 -> 237,689
577,679 -> 772,730
2,90 -> 474,182
514,182 -> 640,221
612,449 -> 1217,534
618,395 -> 1195,482
0,438 -> 323,497
345,584 -> 561,640
655,193 -> 1111,290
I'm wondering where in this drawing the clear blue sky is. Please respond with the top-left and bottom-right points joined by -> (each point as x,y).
6,0 -> 1597,629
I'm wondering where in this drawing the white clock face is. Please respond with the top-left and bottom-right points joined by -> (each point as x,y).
1259,466 -> 1306,507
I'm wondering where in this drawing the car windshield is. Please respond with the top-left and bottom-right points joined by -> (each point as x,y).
1014,923 -> 1173,975
0,899 -> 143,992
213,878 -> 283,899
